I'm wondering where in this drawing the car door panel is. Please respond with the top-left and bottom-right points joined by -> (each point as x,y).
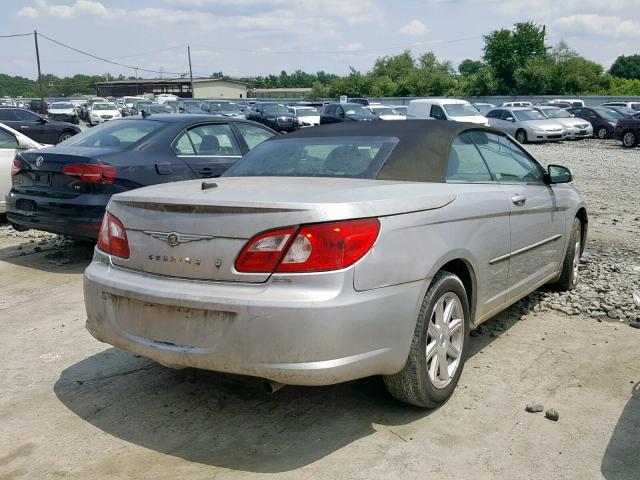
476,132 -> 565,300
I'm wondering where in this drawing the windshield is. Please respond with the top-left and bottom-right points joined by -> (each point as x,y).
371,107 -> 396,115
296,108 -> 319,117
513,109 -> 547,121
224,136 -> 399,179
343,104 -> 370,115
210,103 -> 242,112
473,104 -> 493,115
541,108 -> 571,119
443,103 -> 480,117
148,105 -> 172,113
62,119 -> 165,148
51,103 -> 73,109
92,103 -> 116,111
263,104 -> 289,113
595,108 -> 623,119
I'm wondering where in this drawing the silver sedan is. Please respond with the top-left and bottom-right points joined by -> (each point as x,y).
532,106 -> 593,140
486,107 -> 565,143
84,121 -> 588,407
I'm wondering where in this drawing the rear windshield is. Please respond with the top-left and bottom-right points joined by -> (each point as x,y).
224,136 -> 399,179
62,119 -> 165,148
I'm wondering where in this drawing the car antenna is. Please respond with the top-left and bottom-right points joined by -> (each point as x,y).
202,181 -> 218,190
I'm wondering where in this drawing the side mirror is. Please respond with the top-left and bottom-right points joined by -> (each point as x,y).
505,116 -> 515,122
339,112 -> 345,119
546,164 -> 572,184
39,117 -> 48,124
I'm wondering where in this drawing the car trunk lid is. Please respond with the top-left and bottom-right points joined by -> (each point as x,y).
107,177 -> 456,283
12,146 -> 122,198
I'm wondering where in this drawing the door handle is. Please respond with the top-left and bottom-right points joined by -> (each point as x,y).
20,125 -> 29,129
155,162 -> 172,175
511,194 -> 526,206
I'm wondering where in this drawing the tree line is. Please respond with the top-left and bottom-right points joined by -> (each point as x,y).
2,22 -> 640,98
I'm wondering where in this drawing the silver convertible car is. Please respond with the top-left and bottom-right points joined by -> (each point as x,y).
84,121 -> 588,407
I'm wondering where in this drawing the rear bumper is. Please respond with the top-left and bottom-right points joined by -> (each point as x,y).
5,190 -> 107,239
83,252 -> 424,386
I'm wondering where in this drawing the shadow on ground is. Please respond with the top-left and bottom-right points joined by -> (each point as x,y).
0,240 -> 94,274
601,382 -> 640,480
54,348 -> 431,473
53,302 -> 527,473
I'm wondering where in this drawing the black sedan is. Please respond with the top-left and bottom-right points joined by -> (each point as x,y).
567,107 -> 623,139
320,103 -> 379,125
6,115 -> 276,239
0,107 -> 80,144
245,102 -> 299,132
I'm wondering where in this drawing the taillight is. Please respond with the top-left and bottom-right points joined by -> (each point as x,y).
11,158 -> 20,176
97,213 -> 130,259
235,218 -> 380,274
63,163 -> 116,184
234,227 -> 296,273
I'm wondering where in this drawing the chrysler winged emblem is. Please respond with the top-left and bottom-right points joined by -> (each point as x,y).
144,231 -> 213,246
35,156 -> 44,167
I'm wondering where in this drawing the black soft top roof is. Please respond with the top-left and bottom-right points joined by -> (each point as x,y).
270,120 -> 491,182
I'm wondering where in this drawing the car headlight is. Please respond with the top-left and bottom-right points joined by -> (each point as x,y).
532,127 -> 545,133
114,112 -> 121,118
608,121 -> 616,126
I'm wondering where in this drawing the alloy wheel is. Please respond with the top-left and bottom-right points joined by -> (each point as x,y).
426,292 -> 464,389
623,132 -> 636,147
58,133 -> 73,142
571,235 -> 581,285
597,127 -> 607,139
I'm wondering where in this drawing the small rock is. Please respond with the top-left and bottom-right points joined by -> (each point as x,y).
34,246 -> 42,253
629,321 -> 640,330
607,309 -> 619,319
634,291 -> 640,308
525,402 -> 544,413
545,409 -> 560,421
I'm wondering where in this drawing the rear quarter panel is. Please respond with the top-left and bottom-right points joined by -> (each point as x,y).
354,184 -> 511,321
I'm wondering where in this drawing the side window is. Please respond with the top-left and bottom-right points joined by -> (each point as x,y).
430,105 -> 446,120
485,110 -> 499,119
234,123 -> 274,150
14,109 -> 40,122
0,129 -> 19,149
446,133 -> 493,182
325,105 -> 335,115
174,124 -> 241,157
499,110 -> 513,121
475,132 -> 543,184
0,109 -> 16,121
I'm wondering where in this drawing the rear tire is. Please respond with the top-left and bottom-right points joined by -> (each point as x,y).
384,271 -> 470,408
622,130 -> 638,148
549,218 -> 582,291
596,127 -> 608,139
515,129 -> 527,144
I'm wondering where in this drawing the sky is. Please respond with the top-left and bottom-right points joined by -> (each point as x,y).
1,0 -> 639,80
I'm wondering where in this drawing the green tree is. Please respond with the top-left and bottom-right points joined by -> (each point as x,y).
458,59 -> 483,76
483,22 -> 547,93
609,54 -> 640,80
372,50 -> 415,82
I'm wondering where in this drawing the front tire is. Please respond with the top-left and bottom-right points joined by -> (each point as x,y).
596,126 -> 609,139
384,271 -> 470,408
622,130 -> 638,148
57,132 -> 73,143
515,129 -> 527,144
549,217 -> 582,291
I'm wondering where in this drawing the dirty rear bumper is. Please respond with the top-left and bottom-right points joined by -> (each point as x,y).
83,251 -> 424,386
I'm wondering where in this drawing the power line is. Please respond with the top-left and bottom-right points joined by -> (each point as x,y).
36,32 -> 189,76
0,33 -> 32,38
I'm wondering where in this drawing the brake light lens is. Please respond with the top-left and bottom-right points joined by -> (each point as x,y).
11,158 -> 20,176
234,227 -> 296,273
97,213 -> 130,258
235,218 -> 380,274
63,163 -> 116,184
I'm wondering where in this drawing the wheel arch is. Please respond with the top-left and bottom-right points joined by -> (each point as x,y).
575,207 -> 588,255
431,257 -> 478,324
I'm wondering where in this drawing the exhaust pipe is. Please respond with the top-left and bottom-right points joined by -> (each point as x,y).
263,380 -> 285,394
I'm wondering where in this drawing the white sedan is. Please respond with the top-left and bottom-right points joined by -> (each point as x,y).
0,122 -> 43,213
89,102 -> 121,126
368,104 -> 406,120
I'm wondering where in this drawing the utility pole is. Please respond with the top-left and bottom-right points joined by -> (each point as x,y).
187,45 -> 194,98
33,30 -> 45,113
135,67 -> 139,95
